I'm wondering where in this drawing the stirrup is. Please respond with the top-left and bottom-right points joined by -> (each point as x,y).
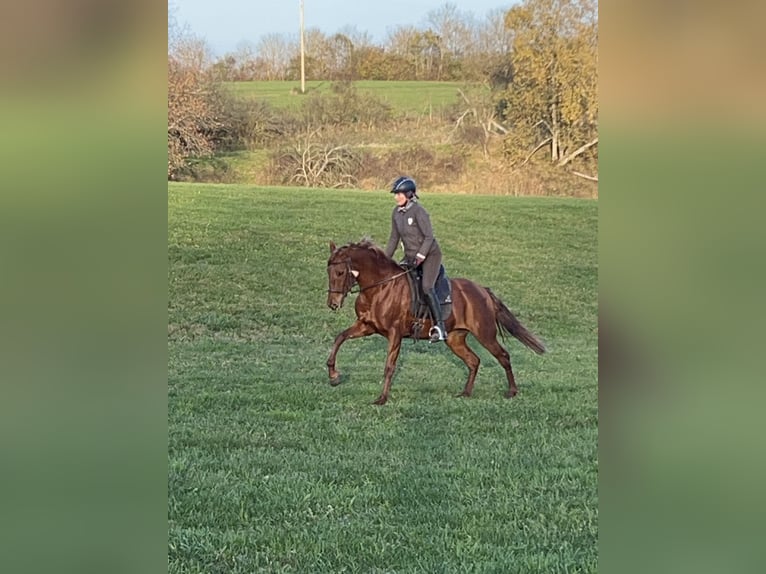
429,325 -> 446,342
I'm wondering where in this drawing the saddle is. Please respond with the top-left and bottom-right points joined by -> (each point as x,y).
402,264 -> 453,338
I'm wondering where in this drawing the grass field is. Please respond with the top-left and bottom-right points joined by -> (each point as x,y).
224,80 -> 465,115
168,183 -> 598,572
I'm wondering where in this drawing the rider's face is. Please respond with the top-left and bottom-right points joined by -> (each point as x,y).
394,192 -> 408,206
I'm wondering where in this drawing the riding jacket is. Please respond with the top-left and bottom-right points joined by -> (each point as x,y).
384,199 -> 443,291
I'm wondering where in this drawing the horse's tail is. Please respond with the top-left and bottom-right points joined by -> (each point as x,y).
487,288 -> 546,354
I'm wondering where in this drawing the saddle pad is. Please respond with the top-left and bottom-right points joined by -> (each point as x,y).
404,264 -> 453,321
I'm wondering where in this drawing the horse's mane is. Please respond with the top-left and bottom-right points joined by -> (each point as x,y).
334,238 -> 397,268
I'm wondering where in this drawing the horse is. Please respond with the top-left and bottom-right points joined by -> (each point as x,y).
325,239 -> 546,405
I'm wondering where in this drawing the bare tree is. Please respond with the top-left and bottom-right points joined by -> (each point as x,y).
279,129 -> 360,188
327,33 -> 355,80
475,8 -> 514,55
463,8 -> 516,83
257,33 -> 293,80
336,25 -> 374,50
303,28 -> 332,79
426,2 -> 474,56
384,25 -> 420,57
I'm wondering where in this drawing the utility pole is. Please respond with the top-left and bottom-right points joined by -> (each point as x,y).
299,0 -> 306,93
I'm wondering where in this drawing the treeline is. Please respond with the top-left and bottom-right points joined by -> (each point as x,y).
208,4 -> 513,83
168,0 -> 598,194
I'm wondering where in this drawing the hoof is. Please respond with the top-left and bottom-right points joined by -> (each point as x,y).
505,389 -> 518,398
329,375 -> 342,387
456,391 -> 472,398
372,396 -> 388,406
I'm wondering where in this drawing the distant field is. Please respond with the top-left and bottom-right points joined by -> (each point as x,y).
168,183 -> 598,572
224,80 -> 465,115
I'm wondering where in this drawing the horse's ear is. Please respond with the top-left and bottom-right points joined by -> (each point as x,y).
329,241 -> 336,253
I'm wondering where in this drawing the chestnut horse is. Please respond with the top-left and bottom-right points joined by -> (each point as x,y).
326,240 -> 546,405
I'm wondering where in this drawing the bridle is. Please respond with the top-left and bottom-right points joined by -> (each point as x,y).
327,259 -> 355,294
327,258 -> 412,296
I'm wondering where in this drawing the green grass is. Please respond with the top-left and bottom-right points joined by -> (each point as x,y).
168,183 -> 598,572
224,80 -> 465,115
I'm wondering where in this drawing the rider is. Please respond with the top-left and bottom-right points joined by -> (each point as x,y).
383,176 -> 447,342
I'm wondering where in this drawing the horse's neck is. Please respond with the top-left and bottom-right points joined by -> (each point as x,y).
356,265 -> 392,288
353,257 -> 397,288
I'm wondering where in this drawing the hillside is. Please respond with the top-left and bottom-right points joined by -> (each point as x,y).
168,183 -> 598,572
176,81 -> 598,198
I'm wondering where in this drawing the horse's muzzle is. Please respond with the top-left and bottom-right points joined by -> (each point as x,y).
327,289 -> 345,311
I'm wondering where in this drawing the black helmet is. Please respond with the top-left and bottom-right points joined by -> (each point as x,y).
390,176 -> 417,196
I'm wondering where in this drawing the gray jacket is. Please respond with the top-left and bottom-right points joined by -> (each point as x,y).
384,200 -> 441,262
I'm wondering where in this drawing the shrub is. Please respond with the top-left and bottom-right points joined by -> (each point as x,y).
300,82 -> 393,129
270,129 -> 364,189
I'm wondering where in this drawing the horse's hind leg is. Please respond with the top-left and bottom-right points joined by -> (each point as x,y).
473,330 -> 518,398
445,330 -> 481,397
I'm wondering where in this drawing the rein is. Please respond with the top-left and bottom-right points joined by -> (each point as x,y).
354,269 -> 411,293
327,258 -> 411,296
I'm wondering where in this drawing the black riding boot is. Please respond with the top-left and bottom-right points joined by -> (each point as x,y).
425,289 -> 447,342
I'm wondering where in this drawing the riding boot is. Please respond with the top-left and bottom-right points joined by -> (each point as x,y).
425,289 -> 447,342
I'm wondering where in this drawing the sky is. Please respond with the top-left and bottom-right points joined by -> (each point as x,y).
170,1 -> 515,57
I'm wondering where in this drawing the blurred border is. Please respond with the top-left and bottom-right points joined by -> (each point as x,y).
5,1 -> 766,571
1,2 -> 167,573
601,1 -> 765,572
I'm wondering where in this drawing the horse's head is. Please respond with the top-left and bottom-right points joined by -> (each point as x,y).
326,240 -> 400,310
326,241 -> 358,310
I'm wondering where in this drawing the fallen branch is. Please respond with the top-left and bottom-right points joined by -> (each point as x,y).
518,137 -> 552,168
451,108 -> 474,133
489,119 -> 508,134
558,137 -> 598,167
571,171 -> 598,182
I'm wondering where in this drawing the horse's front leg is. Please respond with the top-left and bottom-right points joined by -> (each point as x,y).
327,320 -> 375,385
373,334 -> 403,405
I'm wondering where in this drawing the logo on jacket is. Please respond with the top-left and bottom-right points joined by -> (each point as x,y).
407,217 -> 413,225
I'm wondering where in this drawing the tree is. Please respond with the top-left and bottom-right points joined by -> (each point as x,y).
466,8 -> 515,84
304,28 -> 331,78
167,35 -> 227,178
353,45 -> 399,80
384,26 -> 420,79
327,33 -> 355,80
335,26 -> 373,50
418,30 -> 443,80
427,3 -> 473,55
501,0 -> 598,178
256,34 -> 293,80
475,8 -> 514,57
426,2 -> 474,79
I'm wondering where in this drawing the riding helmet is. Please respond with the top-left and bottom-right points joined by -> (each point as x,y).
390,176 -> 417,197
